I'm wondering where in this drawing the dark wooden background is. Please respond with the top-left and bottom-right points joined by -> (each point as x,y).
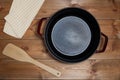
0,0 -> 120,80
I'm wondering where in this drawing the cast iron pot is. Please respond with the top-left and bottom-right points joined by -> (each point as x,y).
37,7 -> 108,63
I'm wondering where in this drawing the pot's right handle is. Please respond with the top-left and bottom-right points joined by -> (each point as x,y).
37,17 -> 48,38
96,33 -> 108,53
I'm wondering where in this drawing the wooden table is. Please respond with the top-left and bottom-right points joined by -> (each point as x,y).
0,0 -> 120,80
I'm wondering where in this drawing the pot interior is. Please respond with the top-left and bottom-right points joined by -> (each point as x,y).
51,16 -> 91,56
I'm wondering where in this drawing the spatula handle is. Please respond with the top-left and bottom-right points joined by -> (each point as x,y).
30,59 -> 61,77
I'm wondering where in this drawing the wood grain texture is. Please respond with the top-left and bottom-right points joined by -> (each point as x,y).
0,0 -> 120,80
0,0 -> 120,19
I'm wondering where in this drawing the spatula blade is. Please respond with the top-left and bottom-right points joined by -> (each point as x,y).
2,43 -> 32,62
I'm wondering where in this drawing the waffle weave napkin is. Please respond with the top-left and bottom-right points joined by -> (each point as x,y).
3,0 -> 45,38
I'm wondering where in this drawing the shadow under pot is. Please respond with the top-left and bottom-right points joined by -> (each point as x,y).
37,7 -> 108,63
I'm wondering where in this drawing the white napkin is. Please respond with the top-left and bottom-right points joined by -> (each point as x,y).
3,0 -> 45,38
4,0 -> 21,37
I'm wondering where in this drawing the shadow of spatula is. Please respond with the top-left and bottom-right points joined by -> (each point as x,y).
2,43 -> 61,77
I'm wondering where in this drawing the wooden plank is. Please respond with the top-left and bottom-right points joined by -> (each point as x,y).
0,60 -> 92,79
0,0 -> 120,20
0,59 -> 119,79
0,0 -> 12,19
113,20 -> 120,39
91,59 -> 120,80
1,19 -> 120,39
29,0 -> 120,19
0,39 -> 120,60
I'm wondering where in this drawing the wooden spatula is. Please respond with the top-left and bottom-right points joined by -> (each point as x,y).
2,43 -> 61,77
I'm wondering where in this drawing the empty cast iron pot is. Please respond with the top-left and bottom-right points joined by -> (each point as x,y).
37,7 -> 108,63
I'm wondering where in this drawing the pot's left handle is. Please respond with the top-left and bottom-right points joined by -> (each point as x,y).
37,17 -> 49,38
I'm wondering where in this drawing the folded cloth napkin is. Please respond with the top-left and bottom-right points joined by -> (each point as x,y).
4,0 -> 21,37
3,0 -> 45,38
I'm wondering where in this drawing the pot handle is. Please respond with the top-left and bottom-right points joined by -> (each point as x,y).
37,17 -> 48,38
96,33 -> 108,53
